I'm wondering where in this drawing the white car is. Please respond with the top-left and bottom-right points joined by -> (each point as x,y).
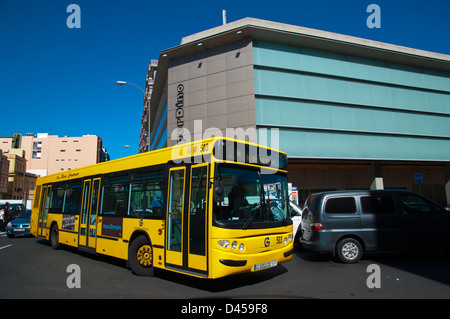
289,201 -> 303,248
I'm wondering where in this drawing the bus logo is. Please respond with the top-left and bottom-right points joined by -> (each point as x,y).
264,237 -> 270,247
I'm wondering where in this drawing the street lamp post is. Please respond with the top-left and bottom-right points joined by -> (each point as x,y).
116,81 -> 151,152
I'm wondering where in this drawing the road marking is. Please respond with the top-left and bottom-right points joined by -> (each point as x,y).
0,244 -> 12,250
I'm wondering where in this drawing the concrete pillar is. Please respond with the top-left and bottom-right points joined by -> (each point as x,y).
445,165 -> 450,206
370,163 -> 384,190
445,180 -> 450,206
371,177 -> 384,190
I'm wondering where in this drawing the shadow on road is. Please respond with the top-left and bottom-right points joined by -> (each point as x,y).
35,237 -> 288,292
295,247 -> 450,287
364,250 -> 450,286
153,265 -> 288,293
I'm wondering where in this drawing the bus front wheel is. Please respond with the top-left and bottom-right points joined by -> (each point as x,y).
128,235 -> 154,276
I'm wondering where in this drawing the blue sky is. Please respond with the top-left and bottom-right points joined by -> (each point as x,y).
1,0 -> 449,160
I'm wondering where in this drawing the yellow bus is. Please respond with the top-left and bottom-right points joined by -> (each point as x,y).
30,137 -> 293,278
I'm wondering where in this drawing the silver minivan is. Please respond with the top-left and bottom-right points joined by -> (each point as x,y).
300,190 -> 450,263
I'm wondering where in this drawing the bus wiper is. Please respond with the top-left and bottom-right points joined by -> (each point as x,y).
242,204 -> 260,230
280,207 -> 287,226
243,173 -> 264,230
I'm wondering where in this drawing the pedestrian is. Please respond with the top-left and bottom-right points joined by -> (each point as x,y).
2,203 -> 9,230
0,205 -> 5,232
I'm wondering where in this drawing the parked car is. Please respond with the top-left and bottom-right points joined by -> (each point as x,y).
289,201 -> 303,249
300,190 -> 450,263
6,210 -> 31,238
0,202 -> 26,220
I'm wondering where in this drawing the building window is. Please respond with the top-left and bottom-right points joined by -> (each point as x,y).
32,151 -> 41,159
33,142 -> 42,150
325,197 -> 356,214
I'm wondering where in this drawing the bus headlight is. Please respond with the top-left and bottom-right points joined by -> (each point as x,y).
218,240 -> 230,249
231,241 -> 237,250
239,243 -> 245,252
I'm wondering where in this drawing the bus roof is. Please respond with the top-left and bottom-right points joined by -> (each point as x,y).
35,137 -> 286,185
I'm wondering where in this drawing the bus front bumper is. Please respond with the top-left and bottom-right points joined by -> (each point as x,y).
211,243 -> 294,279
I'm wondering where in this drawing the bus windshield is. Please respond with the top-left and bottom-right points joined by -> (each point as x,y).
214,165 -> 290,229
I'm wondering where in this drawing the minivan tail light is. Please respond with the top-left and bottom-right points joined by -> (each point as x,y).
310,223 -> 323,230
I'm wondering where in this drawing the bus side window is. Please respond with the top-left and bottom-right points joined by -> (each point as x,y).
101,182 -> 129,216
63,183 -> 82,214
129,179 -> 164,218
33,186 -> 42,209
49,185 -> 65,214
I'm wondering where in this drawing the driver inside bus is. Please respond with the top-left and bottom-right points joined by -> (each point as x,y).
228,185 -> 249,210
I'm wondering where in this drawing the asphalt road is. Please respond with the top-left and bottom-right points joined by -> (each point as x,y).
1,233 -> 450,300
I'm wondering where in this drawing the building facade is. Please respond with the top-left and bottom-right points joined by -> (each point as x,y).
5,149 -> 38,200
145,18 -> 450,206
0,133 -> 105,176
139,59 -> 159,153
0,151 -> 10,199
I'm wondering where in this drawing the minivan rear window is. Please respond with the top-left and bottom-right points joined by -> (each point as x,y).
305,194 -> 320,214
324,197 -> 356,214
361,195 -> 395,214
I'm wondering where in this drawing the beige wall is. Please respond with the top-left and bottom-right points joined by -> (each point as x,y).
0,133 -> 101,176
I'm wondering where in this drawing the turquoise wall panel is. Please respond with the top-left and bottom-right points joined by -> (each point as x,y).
254,68 -> 450,114
253,40 -> 450,93
255,98 -> 450,137
260,128 -> 450,161
253,40 -> 450,162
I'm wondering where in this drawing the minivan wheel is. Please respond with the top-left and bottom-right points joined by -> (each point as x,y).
336,238 -> 362,264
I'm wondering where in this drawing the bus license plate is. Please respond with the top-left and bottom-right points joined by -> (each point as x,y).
253,260 -> 277,271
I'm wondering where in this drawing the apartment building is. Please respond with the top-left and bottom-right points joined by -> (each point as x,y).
4,149 -> 38,200
0,133 -> 105,176
139,59 -> 159,153
0,150 -> 10,199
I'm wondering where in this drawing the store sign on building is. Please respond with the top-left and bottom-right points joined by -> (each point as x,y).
414,173 -> 423,184
175,84 -> 185,143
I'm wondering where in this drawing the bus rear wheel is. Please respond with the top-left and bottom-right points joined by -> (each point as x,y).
128,235 -> 154,276
50,225 -> 60,250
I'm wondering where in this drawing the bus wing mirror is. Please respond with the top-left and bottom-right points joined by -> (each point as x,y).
214,180 -> 224,202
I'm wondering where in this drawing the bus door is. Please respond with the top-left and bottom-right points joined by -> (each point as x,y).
166,164 -> 208,274
37,185 -> 52,238
79,178 -> 101,249
187,164 -> 208,272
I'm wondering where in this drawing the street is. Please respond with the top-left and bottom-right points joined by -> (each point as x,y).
1,234 -> 449,300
